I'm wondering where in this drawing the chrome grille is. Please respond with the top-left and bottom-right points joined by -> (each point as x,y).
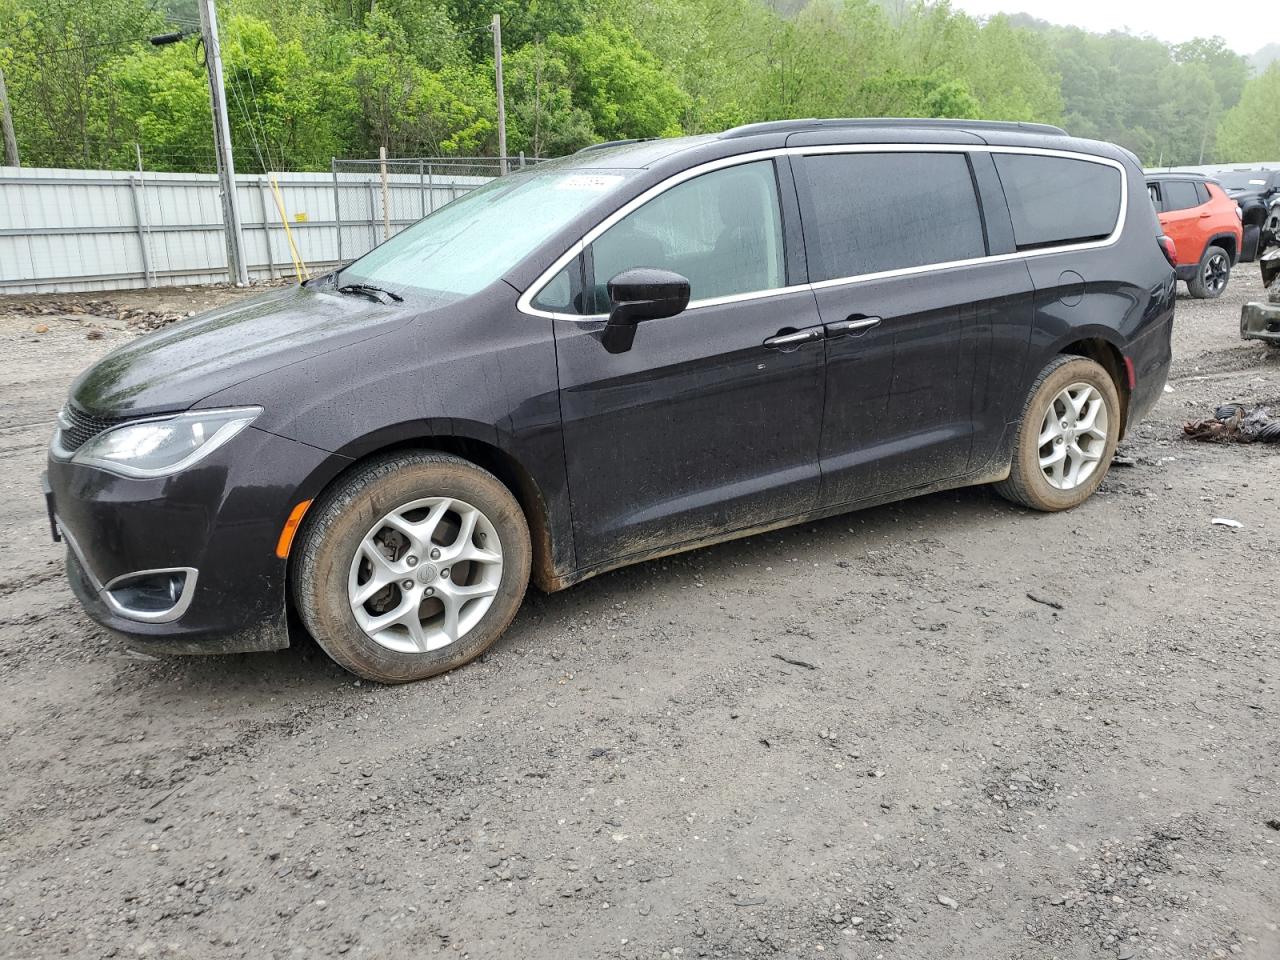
58,405 -> 121,453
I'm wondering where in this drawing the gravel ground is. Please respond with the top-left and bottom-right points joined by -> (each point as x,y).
0,272 -> 1277,960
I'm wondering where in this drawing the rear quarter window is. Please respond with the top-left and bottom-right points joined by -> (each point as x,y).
994,154 -> 1122,250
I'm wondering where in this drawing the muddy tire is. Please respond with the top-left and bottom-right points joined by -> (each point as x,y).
994,355 -> 1120,512
292,451 -> 530,684
1187,244 -> 1230,299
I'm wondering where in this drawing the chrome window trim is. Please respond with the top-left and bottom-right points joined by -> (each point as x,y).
516,143 -> 1129,322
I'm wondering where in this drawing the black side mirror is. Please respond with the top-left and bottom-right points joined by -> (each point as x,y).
601,268 -> 691,354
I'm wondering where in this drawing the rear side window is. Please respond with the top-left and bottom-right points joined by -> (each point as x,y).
1194,181 -> 1211,205
994,154 -> 1122,249
1160,180 -> 1200,211
799,152 -> 986,281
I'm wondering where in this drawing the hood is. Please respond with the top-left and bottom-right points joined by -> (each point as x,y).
69,284 -> 415,417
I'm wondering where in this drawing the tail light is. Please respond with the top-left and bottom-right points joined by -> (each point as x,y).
1158,235 -> 1177,267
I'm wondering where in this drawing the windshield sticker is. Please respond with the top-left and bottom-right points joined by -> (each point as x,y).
556,174 -> 625,192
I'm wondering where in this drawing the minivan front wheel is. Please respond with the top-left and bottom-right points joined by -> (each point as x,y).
994,355 -> 1120,512
293,451 -> 531,683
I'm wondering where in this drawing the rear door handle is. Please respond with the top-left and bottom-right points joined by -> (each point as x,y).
825,315 -> 881,338
763,325 -> 824,350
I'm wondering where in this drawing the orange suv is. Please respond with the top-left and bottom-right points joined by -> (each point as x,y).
1147,173 -> 1243,298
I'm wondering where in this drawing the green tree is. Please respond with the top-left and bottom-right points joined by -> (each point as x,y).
504,40 -> 596,156
548,22 -> 686,140
0,0 -> 165,167
1217,63 -> 1280,161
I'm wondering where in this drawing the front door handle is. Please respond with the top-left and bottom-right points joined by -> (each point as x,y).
763,325 -> 824,350
825,315 -> 881,338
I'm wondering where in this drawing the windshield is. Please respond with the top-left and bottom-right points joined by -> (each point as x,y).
1213,171 -> 1273,190
337,167 -> 637,299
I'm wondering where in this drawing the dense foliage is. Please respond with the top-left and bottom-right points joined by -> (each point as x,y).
0,0 -> 1274,172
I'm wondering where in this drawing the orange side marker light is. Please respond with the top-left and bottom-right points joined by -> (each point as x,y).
275,500 -> 313,559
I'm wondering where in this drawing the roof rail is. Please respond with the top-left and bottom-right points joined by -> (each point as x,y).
575,138 -> 652,154
718,118 -> 1069,139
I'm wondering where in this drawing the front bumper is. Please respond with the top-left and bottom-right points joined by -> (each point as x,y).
46,425 -> 335,654
1241,300 -> 1280,345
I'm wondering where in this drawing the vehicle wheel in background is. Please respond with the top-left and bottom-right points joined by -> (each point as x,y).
1187,245 -> 1230,299
293,451 -> 531,684
994,355 -> 1120,512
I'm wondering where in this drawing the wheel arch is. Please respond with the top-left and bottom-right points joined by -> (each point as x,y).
1204,232 -> 1238,263
292,421 -> 565,594
1058,335 -> 1132,438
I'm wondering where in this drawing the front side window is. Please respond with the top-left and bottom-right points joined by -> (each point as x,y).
339,167 -> 636,300
798,152 -> 987,281
994,153 -> 1122,249
586,160 -> 787,311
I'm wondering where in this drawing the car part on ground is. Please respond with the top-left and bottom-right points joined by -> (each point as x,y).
1183,403 -> 1280,443
1240,243 -> 1280,347
994,356 -> 1120,511
291,451 -> 531,684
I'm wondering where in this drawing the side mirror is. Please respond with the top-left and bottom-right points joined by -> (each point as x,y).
601,268 -> 691,354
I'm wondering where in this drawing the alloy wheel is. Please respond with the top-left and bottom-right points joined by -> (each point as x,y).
1037,382 -> 1109,490
347,497 -> 503,654
1203,252 -> 1229,294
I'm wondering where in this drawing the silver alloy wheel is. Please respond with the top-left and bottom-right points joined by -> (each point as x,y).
347,497 -> 503,654
1037,381 -> 1109,490
1204,251 -> 1229,294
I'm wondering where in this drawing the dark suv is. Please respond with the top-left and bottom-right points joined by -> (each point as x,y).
1213,167 -> 1280,261
44,119 -> 1176,683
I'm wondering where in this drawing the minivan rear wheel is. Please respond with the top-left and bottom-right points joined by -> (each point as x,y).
292,451 -> 531,683
1188,245 -> 1230,299
994,355 -> 1120,512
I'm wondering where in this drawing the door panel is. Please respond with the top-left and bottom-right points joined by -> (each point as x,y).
555,292 -> 824,568
551,158 -> 824,571
813,261 -> 1030,506
792,149 -> 1001,507
1155,180 -> 1204,265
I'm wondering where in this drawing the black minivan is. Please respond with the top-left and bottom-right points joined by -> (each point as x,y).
45,119 -> 1176,683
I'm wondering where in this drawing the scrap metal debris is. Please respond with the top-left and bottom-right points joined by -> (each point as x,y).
1182,403 -> 1280,443
1026,592 -> 1065,611
1211,517 -> 1243,529
771,653 -> 817,670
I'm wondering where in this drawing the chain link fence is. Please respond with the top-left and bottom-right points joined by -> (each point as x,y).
330,156 -> 550,265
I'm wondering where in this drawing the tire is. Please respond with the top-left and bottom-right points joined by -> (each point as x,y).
1187,244 -> 1230,299
292,451 -> 531,684
994,355 -> 1120,512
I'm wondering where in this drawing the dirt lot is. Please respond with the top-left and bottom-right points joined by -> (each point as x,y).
1,273 -> 1278,960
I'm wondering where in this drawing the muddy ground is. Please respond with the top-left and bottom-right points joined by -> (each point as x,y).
1,272 -> 1277,960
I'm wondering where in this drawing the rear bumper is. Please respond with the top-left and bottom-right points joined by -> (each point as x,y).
1126,304 -> 1175,431
45,425 -> 335,654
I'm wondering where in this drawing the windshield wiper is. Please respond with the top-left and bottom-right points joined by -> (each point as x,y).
336,282 -> 403,304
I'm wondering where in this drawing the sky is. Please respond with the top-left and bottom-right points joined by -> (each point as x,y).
948,0 -> 1272,56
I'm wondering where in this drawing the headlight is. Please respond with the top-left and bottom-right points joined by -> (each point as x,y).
70,407 -> 261,478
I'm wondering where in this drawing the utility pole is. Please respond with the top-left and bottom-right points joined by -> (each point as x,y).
0,66 -> 19,167
492,14 -> 508,175
198,0 -> 249,285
